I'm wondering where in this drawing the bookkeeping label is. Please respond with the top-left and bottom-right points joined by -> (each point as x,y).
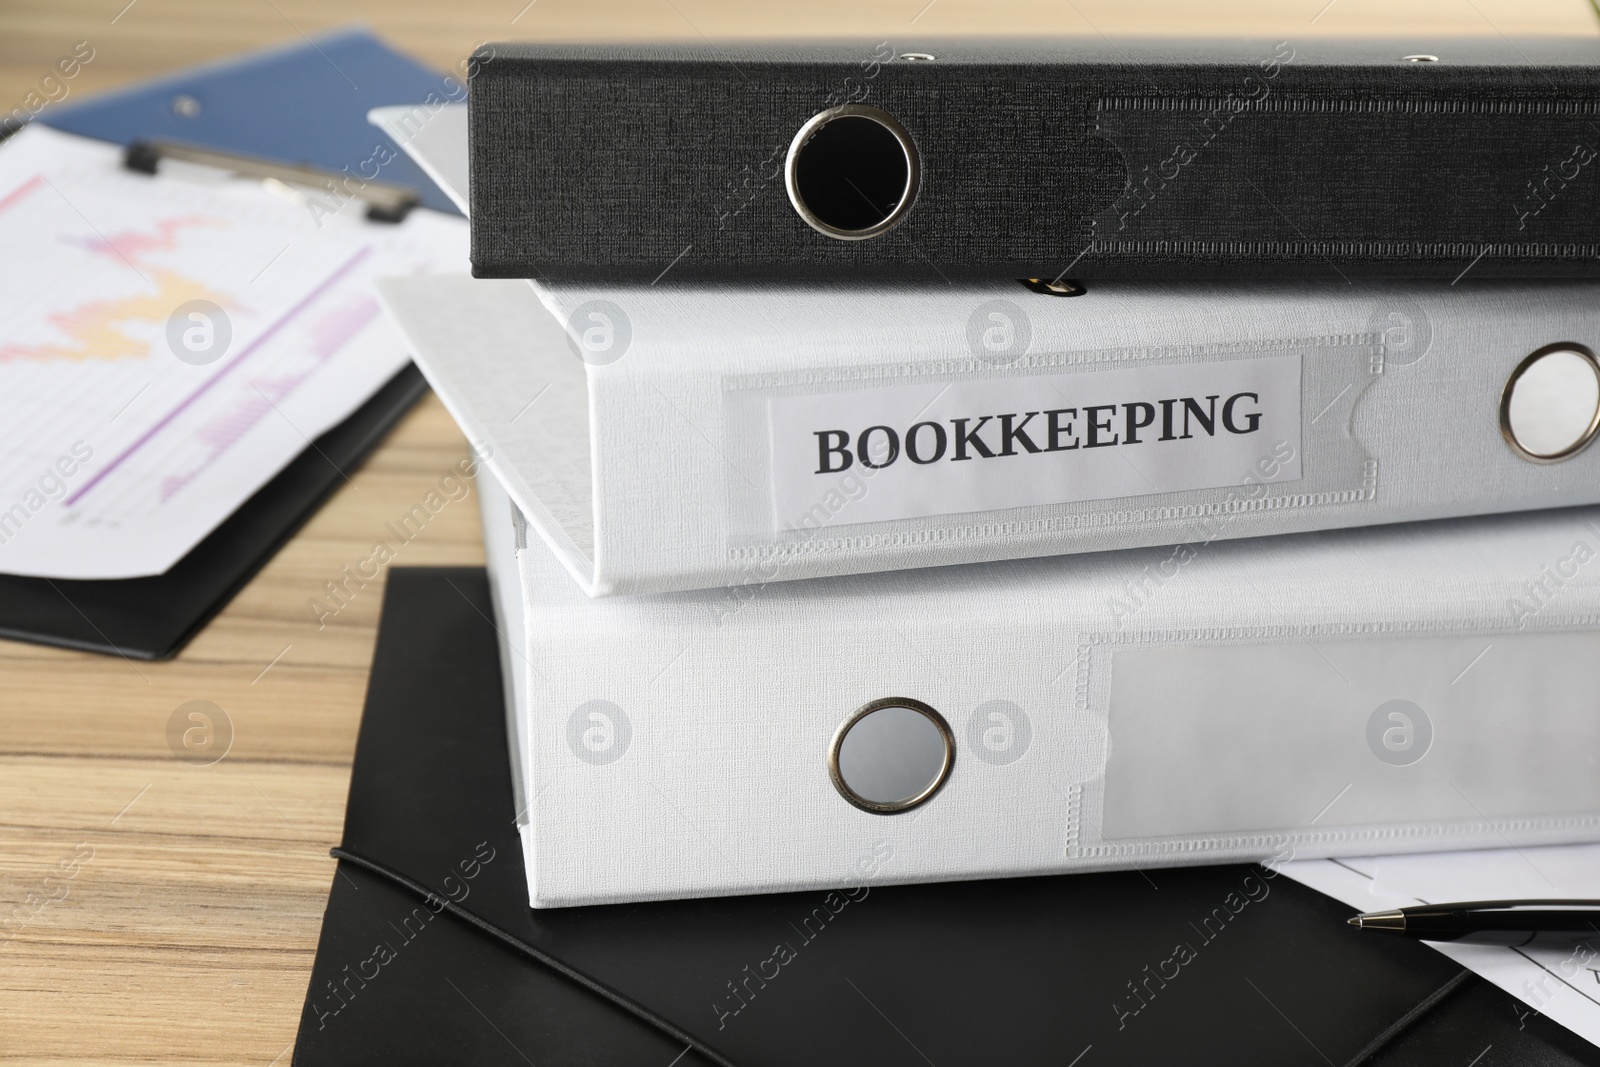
767,354 -> 1302,530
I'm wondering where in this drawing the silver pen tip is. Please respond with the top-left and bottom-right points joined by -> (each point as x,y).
1350,909 -> 1406,932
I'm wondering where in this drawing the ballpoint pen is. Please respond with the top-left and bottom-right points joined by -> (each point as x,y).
1350,900 -> 1600,945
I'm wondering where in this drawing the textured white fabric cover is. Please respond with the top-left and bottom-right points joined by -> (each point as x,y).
379,273 -> 1600,597
482,464 -> 1600,907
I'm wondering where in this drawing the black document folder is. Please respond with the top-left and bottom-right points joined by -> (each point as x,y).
293,567 -> 1600,1066
0,365 -> 425,660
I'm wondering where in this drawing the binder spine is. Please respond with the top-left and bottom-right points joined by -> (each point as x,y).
470,38 -> 1600,282
562,280 -> 1600,596
512,499 -> 1600,906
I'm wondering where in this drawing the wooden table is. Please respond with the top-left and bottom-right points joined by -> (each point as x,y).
1,0 -> 1595,1062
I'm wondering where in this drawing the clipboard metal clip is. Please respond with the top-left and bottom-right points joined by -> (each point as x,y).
124,138 -> 420,223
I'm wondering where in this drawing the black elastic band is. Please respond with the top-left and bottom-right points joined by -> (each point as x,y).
1340,968 -> 1475,1067
334,843 -> 1478,1067
329,847 -> 734,1067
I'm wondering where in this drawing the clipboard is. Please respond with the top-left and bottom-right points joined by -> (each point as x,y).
0,29 -> 457,659
40,25 -> 462,215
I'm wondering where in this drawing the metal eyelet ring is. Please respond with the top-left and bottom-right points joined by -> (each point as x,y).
828,697 -> 954,815
1499,342 -> 1600,463
784,104 -> 921,241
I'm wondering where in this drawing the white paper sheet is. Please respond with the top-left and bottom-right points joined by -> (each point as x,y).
368,104 -> 469,214
0,125 -> 467,579
1280,844 -> 1600,1046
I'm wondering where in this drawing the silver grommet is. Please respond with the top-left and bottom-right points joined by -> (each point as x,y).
785,104 -> 921,241
1500,343 -> 1600,463
828,697 -> 954,815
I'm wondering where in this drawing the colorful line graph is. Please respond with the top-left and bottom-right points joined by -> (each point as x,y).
0,173 -> 43,215
155,293 -> 381,502
0,125 -> 466,580
62,245 -> 371,506
0,213 -> 231,363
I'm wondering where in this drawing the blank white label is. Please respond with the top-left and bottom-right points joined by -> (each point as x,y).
1103,630 -> 1600,840
767,355 -> 1302,531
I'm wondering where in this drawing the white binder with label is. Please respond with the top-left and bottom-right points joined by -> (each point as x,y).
385,271 -> 1600,597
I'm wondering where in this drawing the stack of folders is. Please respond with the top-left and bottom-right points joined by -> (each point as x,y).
372,37 -> 1600,913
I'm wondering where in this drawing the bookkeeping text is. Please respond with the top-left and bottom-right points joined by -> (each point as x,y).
767,354 -> 1301,532
811,392 -> 1263,474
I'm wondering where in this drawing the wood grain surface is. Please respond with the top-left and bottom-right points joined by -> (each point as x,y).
1,1 -> 1596,1063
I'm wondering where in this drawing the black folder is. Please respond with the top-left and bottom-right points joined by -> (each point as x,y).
293,567 -> 1600,1066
